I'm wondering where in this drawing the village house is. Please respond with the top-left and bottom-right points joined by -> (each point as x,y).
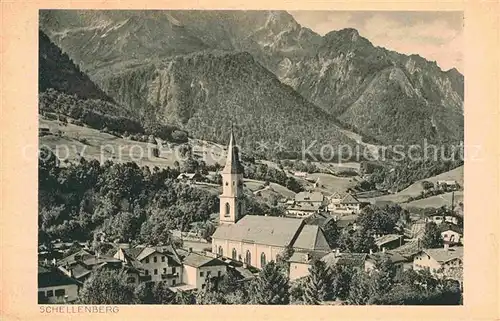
334,214 -> 359,231
321,251 -> 367,271
436,180 -> 460,191
177,172 -> 203,183
38,265 -> 81,304
177,250 -> 227,290
413,245 -> 463,276
374,234 -> 404,251
293,171 -> 308,178
441,229 -> 463,245
364,250 -> 406,274
426,214 -> 461,226
328,192 -> 363,215
58,248 -> 141,285
295,191 -> 325,207
289,250 -> 368,281
113,245 -> 183,286
285,203 -> 321,218
211,129 -> 332,268
288,251 -> 329,281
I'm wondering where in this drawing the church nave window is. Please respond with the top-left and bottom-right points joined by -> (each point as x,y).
218,246 -> 223,257
260,252 -> 266,268
232,248 -> 237,260
245,250 -> 251,266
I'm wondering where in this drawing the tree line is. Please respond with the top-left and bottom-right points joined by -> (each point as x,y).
74,254 -> 461,305
40,89 -> 189,143
38,147 -> 278,246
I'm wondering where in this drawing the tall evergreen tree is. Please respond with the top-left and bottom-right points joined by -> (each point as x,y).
347,270 -> 371,305
79,269 -> 135,304
249,261 -> 290,304
422,222 -> 444,248
196,277 -> 227,304
302,260 -> 332,304
322,219 -> 340,248
135,281 -> 175,304
331,264 -> 355,300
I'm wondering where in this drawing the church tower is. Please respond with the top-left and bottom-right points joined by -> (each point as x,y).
219,127 -> 244,224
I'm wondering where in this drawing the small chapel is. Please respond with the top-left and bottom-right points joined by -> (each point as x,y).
211,129 -> 332,269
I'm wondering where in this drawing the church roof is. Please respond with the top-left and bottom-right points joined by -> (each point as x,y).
222,128 -> 243,174
212,215 -> 305,247
292,225 -> 332,252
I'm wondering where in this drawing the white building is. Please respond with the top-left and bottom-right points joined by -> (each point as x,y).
413,245 -> 463,276
38,265 -> 81,304
212,129 -> 332,268
328,192 -> 362,215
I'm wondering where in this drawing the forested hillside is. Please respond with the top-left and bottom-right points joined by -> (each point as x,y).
99,51 -> 357,155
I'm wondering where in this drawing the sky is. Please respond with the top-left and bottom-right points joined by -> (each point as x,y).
289,11 -> 464,73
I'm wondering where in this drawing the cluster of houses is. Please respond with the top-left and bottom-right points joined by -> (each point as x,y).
281,191 -> 366,219
38,129 -> 464,303
38,243 -> 245,304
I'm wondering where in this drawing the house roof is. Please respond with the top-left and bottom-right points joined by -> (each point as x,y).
177,173 -> 198,179
335,215 -> 358,228
123,247 -> 145,259
366,251 -> 407,265
287,203 -> 321,212
58,249 -> 95,265
321,252 -> 367,269
133,246 -> 182,266
62,263 -> 92,280
292,225 -> 332,252
375,234 -> 403,247
329,192 -> 343,200
212,215 -> 305,247
423,247 -> 463,263
182,252 -> 226,268
38,265 -> 81,288
303,212 -> 333,228
340,193 -> 360,204
295,191 -> 324,203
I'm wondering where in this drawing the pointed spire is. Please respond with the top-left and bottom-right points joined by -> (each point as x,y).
222,126 -> 243,174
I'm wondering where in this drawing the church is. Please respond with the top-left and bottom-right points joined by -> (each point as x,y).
211,130 -> 332,269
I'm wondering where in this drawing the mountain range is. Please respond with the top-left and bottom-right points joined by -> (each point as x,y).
39,10 -> 464,149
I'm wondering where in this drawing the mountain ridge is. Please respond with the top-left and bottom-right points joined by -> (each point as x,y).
39,10 -> 464,146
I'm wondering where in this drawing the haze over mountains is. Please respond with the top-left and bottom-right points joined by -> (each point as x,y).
39,10 -> 464,149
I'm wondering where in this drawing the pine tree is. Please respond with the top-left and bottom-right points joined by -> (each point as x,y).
249,261 -> 290,304
302,260 -> 332,304
196,277 -> 226,304
422,222 -> 444,248
347,270 -> 371,305
135,281 -> 175,304
79,269 -> 135,304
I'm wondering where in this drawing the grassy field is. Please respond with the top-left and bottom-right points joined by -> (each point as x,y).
40,118 -> 227,168
366,166 -> 464,204
305,172 -> 359,196
402,191 -> 464,209
243,179 -> 296,201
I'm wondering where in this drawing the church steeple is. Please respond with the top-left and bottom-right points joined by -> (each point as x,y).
219,127 -> 244,224
222,125 -> 243,174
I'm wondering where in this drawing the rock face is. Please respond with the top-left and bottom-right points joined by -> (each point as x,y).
38,30 -> 112,102
40,10 -> 464,146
